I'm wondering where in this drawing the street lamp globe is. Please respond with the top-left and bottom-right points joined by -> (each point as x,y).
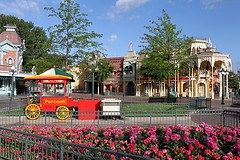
10,66 -> 16,72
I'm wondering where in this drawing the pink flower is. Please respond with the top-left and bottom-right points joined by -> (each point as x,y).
144,150 -> 151,155
170,133 -> 181,141
185,150 -> 191,156
143,138 -> 151,145
207,137 -> 219,150
127,143 -> 136,153
162,149 -> 167,154
157,151 -> 164,156
103,130 -> 111,136
163,127 -> 172,135
223,135 -> 233,142
164,135 -> 170,143
130,135 -> 136,143
12,124 -> 240,159
167,156 -> 172,160
94,139 -> 99,144
120,146 -> 126,151
188,156 -> 194,160
222,152 -> 233,160
109,142 -> 115,150
188,145 -> 195,151
197,154 -> 205,160
151,144 -> 159,153
204,149 -> 213,156
213,153 -> 221,160
196,126 -> 204,132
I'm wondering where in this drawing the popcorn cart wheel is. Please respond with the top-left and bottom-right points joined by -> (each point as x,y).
55,106 -> 70,120
25,103 -> 40,120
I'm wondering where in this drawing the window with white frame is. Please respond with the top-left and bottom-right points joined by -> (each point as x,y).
8,57 -> 13,66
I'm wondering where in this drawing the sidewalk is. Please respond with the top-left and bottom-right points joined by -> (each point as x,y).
0,95 -> 26,101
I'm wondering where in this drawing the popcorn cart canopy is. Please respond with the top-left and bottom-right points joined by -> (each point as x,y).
24,67 -> 75,82
41,67 -> 73,79
24,74 -> 72,81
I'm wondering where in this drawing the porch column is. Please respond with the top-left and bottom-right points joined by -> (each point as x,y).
195,82 -> 198,97
196,62 -> 200,96
211,66 -> 214,99
191,68 -> 194,97
205,82 -> 207,98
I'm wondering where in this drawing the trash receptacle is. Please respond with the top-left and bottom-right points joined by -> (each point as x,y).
106,90 -> 110,96
230,92 -> 235,98
189,97 -> 206,109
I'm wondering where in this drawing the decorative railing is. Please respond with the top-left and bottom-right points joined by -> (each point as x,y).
0,127 -> 149,160
199,70 -> 210,77
0,109 -> 228,128
222,110 -> 240,127
0,108 -> 239,159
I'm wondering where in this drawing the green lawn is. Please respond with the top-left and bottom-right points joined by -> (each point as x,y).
122,103 -> 189,112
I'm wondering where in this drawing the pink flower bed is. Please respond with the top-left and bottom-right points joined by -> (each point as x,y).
15,122 -> 240,159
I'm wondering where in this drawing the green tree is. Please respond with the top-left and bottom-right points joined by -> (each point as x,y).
0,14 -> 51,72
26,54 -> 66,74
45,0 -> 103,69
139,9 -> 192,99
228,71 -> 239,92
95,58 -> 114,83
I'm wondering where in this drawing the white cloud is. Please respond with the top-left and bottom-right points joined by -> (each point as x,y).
115,0 -> 150,13
107,0 -> 151,21
202,0 -> 223,10
109,34 -> 118,42
0,0 -> 40,18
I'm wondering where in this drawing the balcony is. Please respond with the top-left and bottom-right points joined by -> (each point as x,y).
199,70 -> 210,78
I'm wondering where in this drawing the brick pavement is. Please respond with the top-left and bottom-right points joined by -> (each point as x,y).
69,93 -> 239,110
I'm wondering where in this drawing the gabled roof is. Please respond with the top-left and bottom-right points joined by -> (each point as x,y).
0,30 -> 22,45
0,39 -> 15,48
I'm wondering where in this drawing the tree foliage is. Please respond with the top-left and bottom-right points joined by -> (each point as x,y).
25,54 -> 66,74
139,10 -> 192,83
45,0 -> 103,68
228,71 -> 239,91
95,58 -> 114,82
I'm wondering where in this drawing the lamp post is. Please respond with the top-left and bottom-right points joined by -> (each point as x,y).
90,58 -> 98,99
177,63 -> 180,97
174,61 -> 177,93
10,66 -> 16,102
92,70 -> 95,99
220,64 -> 228,105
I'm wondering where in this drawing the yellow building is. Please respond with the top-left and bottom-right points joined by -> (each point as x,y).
132,38 -> 232,99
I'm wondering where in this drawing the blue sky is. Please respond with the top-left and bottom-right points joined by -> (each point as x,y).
0,0 -> 239,72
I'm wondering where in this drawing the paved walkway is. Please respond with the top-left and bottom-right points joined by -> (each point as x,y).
70,93 -> 238,109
